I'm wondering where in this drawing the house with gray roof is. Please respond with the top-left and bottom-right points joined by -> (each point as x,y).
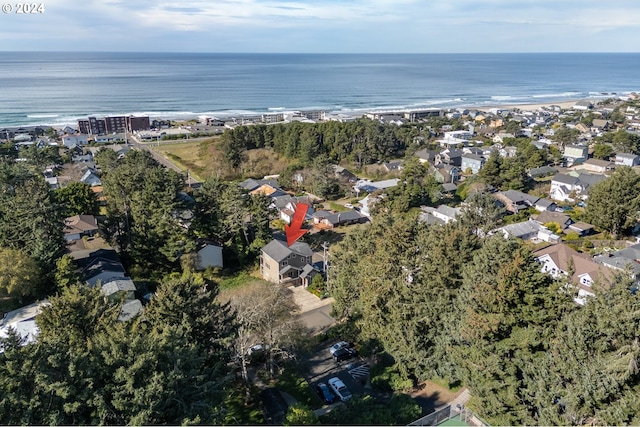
615,153 -> 640,167
419,205 -> 462,225
492,219 -> 560,243
549,172 -> 606,202
260,239 -> 314,286
101,278 -> 136,301
313,209 -> 368,229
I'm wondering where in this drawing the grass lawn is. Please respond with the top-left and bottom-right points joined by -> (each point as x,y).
303,223 -> 367,250
273,366 -> 320,409
151,139 -> 292,181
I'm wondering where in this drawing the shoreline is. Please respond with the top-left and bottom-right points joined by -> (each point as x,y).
1,96 -> 627,130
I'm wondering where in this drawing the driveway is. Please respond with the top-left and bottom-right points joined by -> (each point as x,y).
288,285 -> 335,334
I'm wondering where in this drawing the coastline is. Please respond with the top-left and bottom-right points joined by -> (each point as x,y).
1,97 -> 619,130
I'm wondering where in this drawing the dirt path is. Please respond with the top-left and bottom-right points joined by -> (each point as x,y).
409,381 -> 465,414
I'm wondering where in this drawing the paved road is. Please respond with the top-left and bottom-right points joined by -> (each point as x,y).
299,304 -> 335,335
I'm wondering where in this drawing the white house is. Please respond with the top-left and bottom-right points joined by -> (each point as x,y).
492,219 -> 560,243
419,205 -> 462,225
549,173 -> 605,203
0,300 -> 50,348
62,134 -> 89,148
534,244 -> 614,305
615,153 -> 640,167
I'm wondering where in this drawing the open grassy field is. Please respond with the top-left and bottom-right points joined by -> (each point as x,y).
151,138 -> 292,180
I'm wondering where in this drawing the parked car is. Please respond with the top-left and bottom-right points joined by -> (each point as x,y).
333,347 -> 357,363
247,344 -> 270,364
316,382 -> 337,404
329,341 -> 350,355
328,377 -> 352,402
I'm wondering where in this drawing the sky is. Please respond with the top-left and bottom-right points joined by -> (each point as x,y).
1,0 -> 639,53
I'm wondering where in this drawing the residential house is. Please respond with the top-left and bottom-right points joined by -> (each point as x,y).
493,133 -> 516,144
614,153 -> 640,167
534,243 -> 615,305
239,177 -> 280,192
435,149 -> 463,167
573,100 -> 594,111
433,165 -> 460,184
299,264 -> 322,288
250,184 -> 287,198
461,153 -> 485,174
493,190 -> 540,213
312,209 -> 368,229
101,278 -> 137,301
576,158 -> 615,174
64,215 -> 99,241
419,205 -> 462,225
332,165 -> 358,182
80,169 -> 101,186
0,300 -> 50,347
353,178 -> 399,195
194,240 -> 224,270
260,239 -> 314,285
278,197 -> 314,224
61,134 -> 89,148
549,173 -> 606,203
498,146 -> 518,158
414,148 -> 439,165
533,211 -> 572,231
594,243 -> 640,279
382,161 -> 403,172
492,219 -> 560,243
591,118 -> 610,131
527,165 -> 557,178
563,145 -> 589,164
81,251 -> 126,287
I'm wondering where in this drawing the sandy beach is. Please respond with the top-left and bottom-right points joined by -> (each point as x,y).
482,99 -> 582,112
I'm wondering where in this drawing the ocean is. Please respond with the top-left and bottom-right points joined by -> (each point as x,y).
1,52 -> 639,128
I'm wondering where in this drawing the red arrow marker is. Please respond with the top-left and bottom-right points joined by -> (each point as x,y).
285,203 -> 309,246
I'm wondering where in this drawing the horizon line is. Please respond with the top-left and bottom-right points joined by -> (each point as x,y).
1,50 -> 639,55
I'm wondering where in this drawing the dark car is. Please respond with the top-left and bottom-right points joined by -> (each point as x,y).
316,382 -> 337,404
333,347 -> 357,363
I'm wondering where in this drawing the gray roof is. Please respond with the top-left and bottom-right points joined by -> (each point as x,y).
499,220 -> 542,238
279,265 -> 300,275
528,165 -> 557,176
239,177 -> 280,191
502,190 -> 539,205
595,255 -> 640,275
576,172 -> 606,186
615,152 -> 639,160
299,264 -> 320,279
461,153 -> 484,161
101,278 -> 136,297
442,183 -> 458,192
262,239 -> 313,262
118,299 -> 143,322
81,257 -> 126,280
552,173 -> 579,185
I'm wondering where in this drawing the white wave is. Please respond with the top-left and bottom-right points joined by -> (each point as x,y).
531,92 -> 583,99
26,114 -> 60,118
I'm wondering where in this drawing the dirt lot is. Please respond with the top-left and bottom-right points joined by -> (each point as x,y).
409,381 -> 463,413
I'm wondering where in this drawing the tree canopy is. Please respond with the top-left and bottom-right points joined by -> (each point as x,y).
586,166 -> 640,237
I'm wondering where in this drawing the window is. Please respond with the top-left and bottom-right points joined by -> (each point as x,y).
282,261 -> 288,267
291,253 -> 296,258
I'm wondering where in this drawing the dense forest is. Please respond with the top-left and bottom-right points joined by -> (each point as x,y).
220,118 -> 425,169
329,206 -> 640,426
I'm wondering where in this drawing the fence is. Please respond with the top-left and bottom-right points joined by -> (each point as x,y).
408,404 -> 489,427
